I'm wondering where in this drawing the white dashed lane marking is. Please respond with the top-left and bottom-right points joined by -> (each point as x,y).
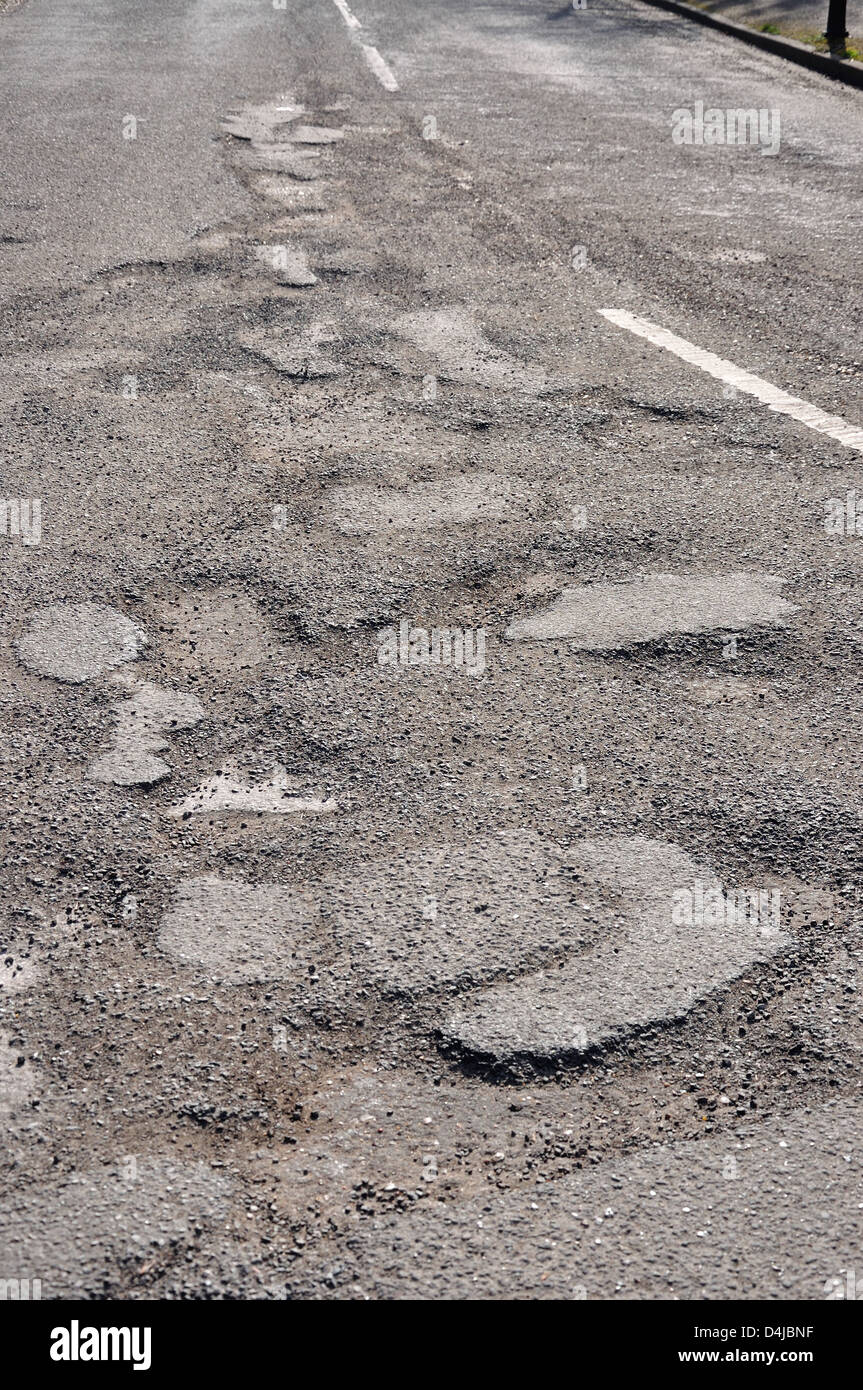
328,0 -> 399,91
361,44 -> 399,91
600,309 -> 863,454
331,0 -> 361,29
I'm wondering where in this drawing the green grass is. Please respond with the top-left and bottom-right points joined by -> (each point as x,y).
802,30 -> 862,59
662,1 -> 862,61
754,20 -> 862,59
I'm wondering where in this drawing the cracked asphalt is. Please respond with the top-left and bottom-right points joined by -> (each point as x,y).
1,0 -> 862,1302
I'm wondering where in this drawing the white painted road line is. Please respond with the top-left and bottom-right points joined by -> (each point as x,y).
600,308 -> 863,454
361,42 -> 399,91
331,0 -> 361,30
328,0 -> 399,92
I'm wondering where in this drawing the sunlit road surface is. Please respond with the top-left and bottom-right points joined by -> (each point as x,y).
1,0 -> 862,1300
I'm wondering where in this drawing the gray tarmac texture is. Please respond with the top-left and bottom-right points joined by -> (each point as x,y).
1,0 -> 862,1302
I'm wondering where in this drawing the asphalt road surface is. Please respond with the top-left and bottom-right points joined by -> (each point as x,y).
1,0 -> 862,1302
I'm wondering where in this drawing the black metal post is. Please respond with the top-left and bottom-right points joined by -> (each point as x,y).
824,0 -> 848,56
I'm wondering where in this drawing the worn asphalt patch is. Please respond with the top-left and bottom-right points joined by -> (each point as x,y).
392,308 -> 548,393
505,573 -> 798,648
240,322 -> 344,378
0,943 -> 38,994
157,591 -> 275,682
87,677 -> 204,786
323,830 -> 593,996
443,836 -> 790,1064
255,1064 -> 573,1219
157,875 -> 320,984
323,473 -> 512,533
288,124 -> 344,144
169,764 -> 337,817
252,243 -> 318,286
0,1033 -> 37,1116
247,143 -> 323,178
220,103 -> 303,143
15,602 -> 147,682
